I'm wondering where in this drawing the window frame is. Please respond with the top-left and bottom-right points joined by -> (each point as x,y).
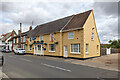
40,35 -> 43,41
68,32 -> 74,39
91,33 -> 94,40
17,38 -> 19,43
14,38 -> 15,43
29,45 -> 32,51
50,34 -> 54,41
49,44 -> 55,52
70,43 -> 80,54
23,36 -> 25,42
29,37 -> 31,42
97,45 -> 99,53
85,44 -> 88,54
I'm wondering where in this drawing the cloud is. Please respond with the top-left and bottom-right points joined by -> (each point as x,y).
0,1 -> 119,43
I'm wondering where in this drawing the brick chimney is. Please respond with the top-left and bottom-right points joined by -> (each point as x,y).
18,30 -> 21,34
18,23 -> 22,34
29,26 -> 32,31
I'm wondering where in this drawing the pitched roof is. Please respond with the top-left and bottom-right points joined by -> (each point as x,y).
13,31 -> 30,38
63,10 -> 91,30
28,10 -> 92,37
2,32 -> 12,42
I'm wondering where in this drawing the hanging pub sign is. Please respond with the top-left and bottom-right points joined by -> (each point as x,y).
44,48 -> 46,51
32,37 -> 35,40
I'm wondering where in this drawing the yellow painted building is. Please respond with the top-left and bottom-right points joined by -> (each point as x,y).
25,10 -> 100,59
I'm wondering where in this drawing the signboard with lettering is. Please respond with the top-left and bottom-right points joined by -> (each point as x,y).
32,37 -> 35,40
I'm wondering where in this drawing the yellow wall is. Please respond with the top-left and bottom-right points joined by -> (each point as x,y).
83,11 -> 100,58
26,33 -> 61,56
62,30 -> 84,58
26,10 -> 100,59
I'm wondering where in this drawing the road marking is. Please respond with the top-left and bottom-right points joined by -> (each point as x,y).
20,58 -> 32,62
9,56 -> 16,58
41,63 -> 71,72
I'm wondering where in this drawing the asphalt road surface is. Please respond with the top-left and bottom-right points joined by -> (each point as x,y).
2,52 -> 118,78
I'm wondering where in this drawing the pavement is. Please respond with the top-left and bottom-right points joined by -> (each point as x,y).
1,52 -> 119,78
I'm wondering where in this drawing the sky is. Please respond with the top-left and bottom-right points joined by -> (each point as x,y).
0,0 -> 119,44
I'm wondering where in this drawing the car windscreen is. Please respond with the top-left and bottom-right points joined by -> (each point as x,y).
19,49 -> 24,50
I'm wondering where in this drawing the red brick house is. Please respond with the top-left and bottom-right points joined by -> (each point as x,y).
12,25 -> 32,50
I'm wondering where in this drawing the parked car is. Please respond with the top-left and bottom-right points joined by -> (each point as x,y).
14,48 -> 26,55
0,53 -> 4,66
5,49 -> 11,53
1,49 -> 6,52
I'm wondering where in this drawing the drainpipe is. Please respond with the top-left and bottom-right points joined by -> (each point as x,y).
60,30 -> 63,56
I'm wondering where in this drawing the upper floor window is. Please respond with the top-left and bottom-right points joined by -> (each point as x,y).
40,36 -> 43,41
17,38 -> 19,43
29,38 -> 31,42
14,38 -> 15,43
50,34 -> 54,41
68,32 -> 74,39
91,33 -> 94,40
21,37 -> 23,42
86,44 -> 88,54
23,36 -> 25,42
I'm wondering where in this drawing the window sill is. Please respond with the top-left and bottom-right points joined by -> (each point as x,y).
68,38 -> 74,40
86,52 -> 89,54
49,51 -> 55,52
29,50 -> 32,51
70,52 -> 80,54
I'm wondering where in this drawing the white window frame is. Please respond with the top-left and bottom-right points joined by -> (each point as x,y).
23,36 -> 25,42
29,45 -> 32,51
29,38 -> 31,42
50,34 -> 54,41
68,32 -> 74,39
23,44 -> 25,49
21,37 -> 23,43
14,38 -> 15,43
85,44 -> 88,54
97,45 -> 99,53
91,33 -> 94,40
49,44 -> 55,52
40,35 -> 43,41
70,44 -> 80,54
17,38 -> 19,43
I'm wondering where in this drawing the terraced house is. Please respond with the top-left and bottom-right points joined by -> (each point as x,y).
26,10 -> 100,59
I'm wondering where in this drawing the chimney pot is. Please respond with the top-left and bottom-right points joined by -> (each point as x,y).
29,26 -> 32,31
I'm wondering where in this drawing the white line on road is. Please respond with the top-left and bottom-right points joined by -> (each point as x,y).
9,56 -> 16,58
20,58 -> 32,62
41,63 -> 71,72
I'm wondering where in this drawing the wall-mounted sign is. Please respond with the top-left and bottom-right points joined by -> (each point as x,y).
32,37 -> 35,40
44,48 -> 46,51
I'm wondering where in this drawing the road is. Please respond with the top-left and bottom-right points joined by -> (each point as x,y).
2,52 -> 118,78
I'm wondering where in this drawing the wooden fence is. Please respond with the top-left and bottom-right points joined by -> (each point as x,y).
101,48 -> 118,56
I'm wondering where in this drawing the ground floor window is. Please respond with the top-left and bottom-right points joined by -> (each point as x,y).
71,44 -> 80,54
49,44 -> 55,52
23,44 -> 25,49
97,45 -> 99,53
29,45 -> 32,51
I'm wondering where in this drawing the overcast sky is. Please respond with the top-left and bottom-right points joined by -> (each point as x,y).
0,0 -> 119,44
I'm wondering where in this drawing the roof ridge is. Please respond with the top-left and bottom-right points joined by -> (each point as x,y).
60,15 -> 74,32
